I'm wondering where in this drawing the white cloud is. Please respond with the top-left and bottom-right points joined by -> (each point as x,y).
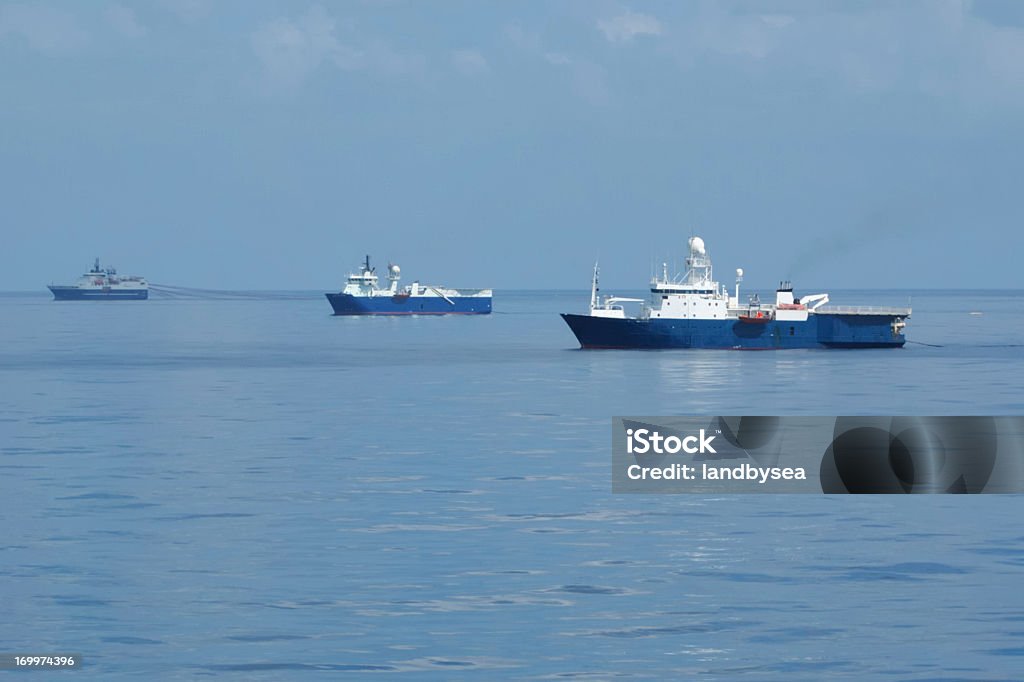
597,10 -> 663,44
760,14 -> 795,29
504,24 -> 541,54
452,48 -> 488,76
505,23 -> 609,105
653,3 -> 1024,107
543,52 -> 571,66
159,0 -> 211,23
251,6 -> 361,87
106,4 -> 147,39
251,5 -> 422,89
0,4 -> 88,53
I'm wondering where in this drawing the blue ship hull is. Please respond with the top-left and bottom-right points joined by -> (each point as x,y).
326,293 -> 491,315
49,286 -> 148,301
561,313 -> 905,349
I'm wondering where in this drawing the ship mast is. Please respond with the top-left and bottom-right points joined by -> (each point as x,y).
685,236 -> 711,286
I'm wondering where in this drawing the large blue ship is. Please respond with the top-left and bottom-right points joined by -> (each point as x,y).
561,237 -> 909,350
326,256 -> 492,315
48,258 -> 148,300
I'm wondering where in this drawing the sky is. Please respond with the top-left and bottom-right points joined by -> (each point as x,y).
2,0 -> 1023,291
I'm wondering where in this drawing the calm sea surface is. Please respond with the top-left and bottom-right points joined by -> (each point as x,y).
1,289 -> 1023,679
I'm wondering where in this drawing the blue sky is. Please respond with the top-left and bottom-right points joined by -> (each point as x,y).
2,1 -> 1023,290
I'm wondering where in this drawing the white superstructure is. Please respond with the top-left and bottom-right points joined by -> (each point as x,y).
69,258 -> 148,292
341,256 -> 491,300
587,236 -> 839,322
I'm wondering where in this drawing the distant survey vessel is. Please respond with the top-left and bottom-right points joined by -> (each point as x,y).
48,258 -> 148,300
561,236 -> 910,349
325,256 -> 492,315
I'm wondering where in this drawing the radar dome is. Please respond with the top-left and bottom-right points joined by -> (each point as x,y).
389,264 -> 401,276
688,236 -> 706,255
736,268 -> 744,277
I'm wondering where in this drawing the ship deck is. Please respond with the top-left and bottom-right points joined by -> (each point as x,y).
815,306 -> 912,316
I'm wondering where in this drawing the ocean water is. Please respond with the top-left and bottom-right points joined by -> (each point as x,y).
1,289 -> 1023,680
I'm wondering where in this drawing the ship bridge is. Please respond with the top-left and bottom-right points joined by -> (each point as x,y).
645,237 -> 732,320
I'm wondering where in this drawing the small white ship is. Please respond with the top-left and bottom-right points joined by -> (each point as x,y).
325,256 -> 492,315
48,259 -> 148,301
